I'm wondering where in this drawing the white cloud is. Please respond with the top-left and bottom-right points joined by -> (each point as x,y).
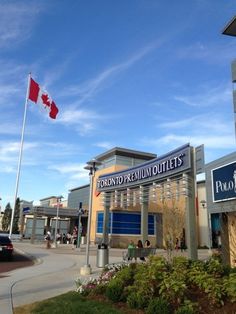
176,41 -> 236,65
58,107 -> 106,135
0,141 -> 39,162
49,163 -> 89,190
58,108 -> 100,124
57,44 -> 158,133
143,133 -> 235,150
60,43 -> 157,104
0,2 -> 42,48
0,140 -> 80,172
49,163 -> 86,175
174,84 -> 231,107
0,123 -> 21,135
1,166 -> 15,174
159,114 -> 232,134
93,142 -> 114,150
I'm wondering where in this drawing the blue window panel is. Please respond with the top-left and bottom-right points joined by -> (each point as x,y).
113,212 -> 141,223
96,211 -> 155,235
112,222 -> 140,229
148,228 -> 155,235
148,215 -> 154,223
97,212 -> 112,233
97,226 -> 103,233
112,228 -> 140,235
97,213 -> 104,222
211,214 -> 220,231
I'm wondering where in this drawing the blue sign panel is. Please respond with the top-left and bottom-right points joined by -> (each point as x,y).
212,161 -> 236,202
97,144 -> 191,192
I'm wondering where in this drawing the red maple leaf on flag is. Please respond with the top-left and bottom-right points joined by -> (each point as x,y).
41,94 -> 51,107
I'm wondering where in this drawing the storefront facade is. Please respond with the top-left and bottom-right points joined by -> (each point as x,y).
205,152 -> 236,266
92,144 -> 198,259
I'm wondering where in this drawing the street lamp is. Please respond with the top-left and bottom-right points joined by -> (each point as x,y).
222,16 -> 236,37
54,195 -> 64,248
80,158 -> 102,275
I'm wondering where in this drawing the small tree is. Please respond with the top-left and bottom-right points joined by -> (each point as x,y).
12,197 -> 20,234
163,199 -> 185,262
2,203 -> 12,231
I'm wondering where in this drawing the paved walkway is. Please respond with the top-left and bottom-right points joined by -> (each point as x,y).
0,242 -> 124,314
0,241 -> 211,314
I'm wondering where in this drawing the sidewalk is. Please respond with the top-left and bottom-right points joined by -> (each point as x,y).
0,241 -> 122,314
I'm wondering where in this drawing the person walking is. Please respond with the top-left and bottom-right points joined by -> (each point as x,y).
45,231 -> 51,249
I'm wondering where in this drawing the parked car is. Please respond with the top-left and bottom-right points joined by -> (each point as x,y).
0,235 -> 14,260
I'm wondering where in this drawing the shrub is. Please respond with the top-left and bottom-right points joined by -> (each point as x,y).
175,306 -> 195,314
175,300 -> 197,314
115,263 -> 136,286
145,297 -> 171,314
127,290 -> 151,309
205,257 -> 225,277
189,260 -> 205,272
172,256 -> 190,271
127,291 -> 139,309
127,261 -> 162,307
159,271 -> 187,305
224,273 -> 236,303
105,278 -> 124,302
188,269 -> 225,305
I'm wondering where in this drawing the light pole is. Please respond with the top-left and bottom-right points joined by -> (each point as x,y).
76,202 -> 84,248
54,195 -> 63,248
80,158 -> 101,275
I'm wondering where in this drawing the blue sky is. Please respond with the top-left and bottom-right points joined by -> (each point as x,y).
1,1 -> 236,210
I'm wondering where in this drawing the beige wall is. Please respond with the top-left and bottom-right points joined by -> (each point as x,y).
197,182 -> 210,248
91,165 -> 128,243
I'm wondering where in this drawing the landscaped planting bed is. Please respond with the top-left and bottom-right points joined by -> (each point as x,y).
76,254 -> 236,314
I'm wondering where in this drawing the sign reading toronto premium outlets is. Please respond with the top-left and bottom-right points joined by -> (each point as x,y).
97,144 -> 191,192
212,161 -> 236,202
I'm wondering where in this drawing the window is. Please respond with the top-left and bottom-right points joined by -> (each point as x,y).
97,211 -> 155,235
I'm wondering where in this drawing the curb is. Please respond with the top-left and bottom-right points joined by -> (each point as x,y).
14,248 -> 42,266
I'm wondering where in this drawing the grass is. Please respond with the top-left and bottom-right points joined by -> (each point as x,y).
14,291 -> 124,314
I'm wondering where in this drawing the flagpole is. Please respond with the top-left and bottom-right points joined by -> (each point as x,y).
9,74 -> 31,238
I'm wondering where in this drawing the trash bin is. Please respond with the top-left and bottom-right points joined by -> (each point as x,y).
96,243 -> 109,268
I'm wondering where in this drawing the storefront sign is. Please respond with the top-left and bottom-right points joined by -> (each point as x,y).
97,144 -> 191,191
212,161 -> 236,202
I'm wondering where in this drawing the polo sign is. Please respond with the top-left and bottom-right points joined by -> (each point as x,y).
212,161 -> 236,202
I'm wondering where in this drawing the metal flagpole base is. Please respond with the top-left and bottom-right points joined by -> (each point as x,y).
80,265 -> 92,275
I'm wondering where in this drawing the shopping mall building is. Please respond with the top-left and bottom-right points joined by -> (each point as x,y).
20,143 -> 235,266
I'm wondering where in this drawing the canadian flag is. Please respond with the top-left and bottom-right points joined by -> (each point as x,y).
28,78 -> 59,119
